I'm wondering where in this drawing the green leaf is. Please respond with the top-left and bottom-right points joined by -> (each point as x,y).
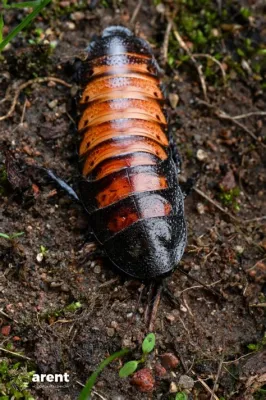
10,232 -> 24,239
0,14 -> 4,43
175,392 -> 188,400
247,343 -> 259,351
2,1 -> 41,9
0,0 -> 52,52
119,361 -> 138,378
0,233 -> 10,239
78,348 -> 130,400
142,333 -> 155,354
65,302 -> 82,312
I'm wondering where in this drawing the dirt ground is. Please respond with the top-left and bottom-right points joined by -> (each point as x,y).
0,0 -> 266,399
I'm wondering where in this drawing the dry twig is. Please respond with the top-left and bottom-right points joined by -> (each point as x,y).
161,20 -> 173,66
130,0 -> 143,24
0,347 -> 32,361
195,188 -> 240,222
193,372 -> 220,400
171,22 -> 208,101
196,98 -> 266,146
0,77 -> 72,122
193,53 -> 227,86
229,110 -> 266,120
179,280 -> 222,296
211,354 -> 224,399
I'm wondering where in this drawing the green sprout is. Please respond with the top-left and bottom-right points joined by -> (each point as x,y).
247,333 -> 266,352
39,245 -> 48,256
119,333 -> 156,378
0,0 -> 52,52
78,333 -> 156,400
43,301 -> 82,320
0,232 -> 24,241
78,348 -> 130,400
219,187 -> 241,211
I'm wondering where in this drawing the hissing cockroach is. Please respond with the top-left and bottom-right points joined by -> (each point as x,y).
78,26 -> 186,280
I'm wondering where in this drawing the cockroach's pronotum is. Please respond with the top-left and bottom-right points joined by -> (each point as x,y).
77,26 -> 187,280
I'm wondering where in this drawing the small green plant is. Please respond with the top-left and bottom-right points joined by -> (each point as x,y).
39,245 -> 48,256
0,231 -> 24,240
78,333 -> 156,400
0,0 -> 52,52
175,393 -> 188,400
0,359 -> 35,400
43,301 -> 82,320
78,348 -> 130,400
119,333 -> 156,377
247,333 -> 266,352
219,187 -> 241,211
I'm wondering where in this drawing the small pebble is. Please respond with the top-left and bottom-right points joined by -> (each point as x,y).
169,93 -> 179,109
169,382 -> 178,393
196,149 -> 208,161
165,313 -> 175,322
50,281 -> 62,288
93,265 -> 101,274
178,375 -> 194,390
196,202 -> 205,215
36,253 -> 44,263
48,99 -> 58,109
160,353 -> 179,369
71,11 -> 85,21
110,321 -> 118,329
1,325 -> 11,336
130,368 -> 155,393
65,21 -> 76,30
235,245 -> 244,254
107,327 -> 115,337
156,3 -> 165,13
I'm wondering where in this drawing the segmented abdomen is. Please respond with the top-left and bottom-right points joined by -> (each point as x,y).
78,27 -> 175,244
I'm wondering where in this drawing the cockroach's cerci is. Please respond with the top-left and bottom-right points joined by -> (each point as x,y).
77,26 -> 187,280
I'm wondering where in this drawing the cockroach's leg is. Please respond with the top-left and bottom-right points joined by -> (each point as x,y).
180,171 -> 200,198
144,282 -> 156,326
144,282 -> 163,332
46,169 -> 80,202
148,283 -> 163,332
168,130 -> 182,173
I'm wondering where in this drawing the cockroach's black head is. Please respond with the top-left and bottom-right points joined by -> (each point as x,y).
103,192 -> 187,281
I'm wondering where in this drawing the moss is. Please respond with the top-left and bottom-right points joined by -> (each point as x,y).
219,187 -> 241,211
168,0 -> 265,85
0,359 -> 35,400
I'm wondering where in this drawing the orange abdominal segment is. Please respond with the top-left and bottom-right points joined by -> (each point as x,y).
107,197 -> 172,233
80,75 -> 163,104
107,207 -> 139,233
79,51 -> 171,233
79,119 -> 168,155
96,172 -> 168,208
82,137 -> 167,176
93,153 -> 157,180
78,98 -> 166,129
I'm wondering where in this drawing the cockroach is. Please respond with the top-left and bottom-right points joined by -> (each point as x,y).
77,26 -> 187,281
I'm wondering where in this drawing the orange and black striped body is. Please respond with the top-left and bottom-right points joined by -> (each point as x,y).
78,26 -> 186,279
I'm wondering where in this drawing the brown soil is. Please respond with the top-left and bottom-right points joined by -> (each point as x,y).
0,1 -> 266,399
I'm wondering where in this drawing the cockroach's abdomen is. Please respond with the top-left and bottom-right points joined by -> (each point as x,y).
78,26 -> 187,280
